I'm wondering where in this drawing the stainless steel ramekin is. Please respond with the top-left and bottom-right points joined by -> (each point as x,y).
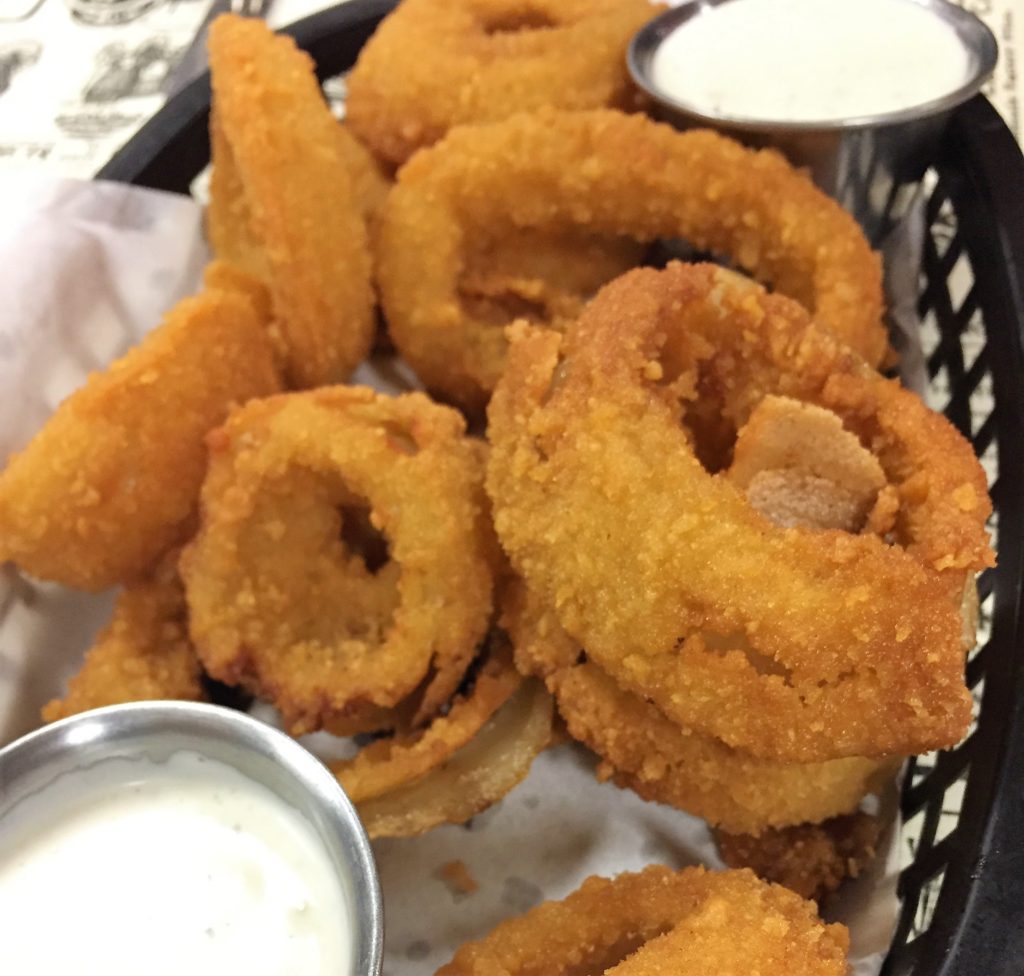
0,701 -> 383,976
629,0 -> 998,242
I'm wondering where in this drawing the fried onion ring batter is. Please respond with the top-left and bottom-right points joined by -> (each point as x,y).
379,109 -> 885,408
181,387 -> 496,735
488,263 -> 992,762
42,553 -> 204,722
333,642 -> 522,804
0,286 -> 280,590
505,580 -> 896,835
717,812 -> 882,902
353,668 -> 553,839
458,225 -> 647,381
436,865 -> 848,975
346,0 -> 658,166
207,15 -> 374,387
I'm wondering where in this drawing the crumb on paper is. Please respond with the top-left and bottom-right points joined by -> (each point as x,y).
437,859 -> 479,897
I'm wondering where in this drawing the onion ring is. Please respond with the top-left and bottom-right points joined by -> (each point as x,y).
0,285 -> 280,591
353,671 -> 553,839
436,865 -> 848,975
42,553 -> 205,722
504,395 -> 903,834
505,579 -> 897,835
345,0 -> 658,167
181,387 -> 496,735
378,109 -> 885,408
487,262 -> 992,762
716,812 -> 882,903
207,15 -> 374,387
333,641 -> 522,804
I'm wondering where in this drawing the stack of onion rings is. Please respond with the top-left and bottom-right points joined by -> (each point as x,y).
4,2 -> 1000,916
487,263 -> 992,763
501,392 -> 914,839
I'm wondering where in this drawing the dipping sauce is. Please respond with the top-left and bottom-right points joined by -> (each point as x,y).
650,0 -> 972,123
0,750 -> 352,975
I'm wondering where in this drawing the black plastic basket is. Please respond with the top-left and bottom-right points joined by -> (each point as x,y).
98,3 -> 1024,972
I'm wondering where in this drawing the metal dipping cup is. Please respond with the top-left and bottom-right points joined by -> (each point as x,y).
629,0 -> 998,243
0,701 -> 383,976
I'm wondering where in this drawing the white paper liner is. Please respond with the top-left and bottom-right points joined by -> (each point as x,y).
0,176 -> 903,975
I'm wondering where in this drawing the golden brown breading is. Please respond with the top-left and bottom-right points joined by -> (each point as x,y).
346,0 -> 658,166
436,866 -> 849,975
207,16 -> 375,387
42,554 -> 204,722
502,390 -> 908,833
717,812 -> 882,902
378,109 -> 886,408
181,387 -> 497,735
0,286 -> 280,591
334,124 -> 392,229
457,225 -> 647,383
505,579 -> 897,835
487,263 -> 992,762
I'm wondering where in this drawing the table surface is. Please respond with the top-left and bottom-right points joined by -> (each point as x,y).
0,0 -> 1019,177
0,0 -> 340,174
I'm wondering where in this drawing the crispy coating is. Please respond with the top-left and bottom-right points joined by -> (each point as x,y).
382,211 -> 647,411
181,387 -> 496,735
487,263 -> 993,762
459,226 -> 647,390
334,123 -> 392,229
333,644 -> 522,804
346,0 -> 658,166
42,554 -> 204,722
435,865 -> 849,975
717,812 -> 882,903
504,397 -> 901,833
207,16 -> 374,387
0,287 -> 280,591
505,580 -> 897,835
378,109 -> 885,408
202,259 -> 273,321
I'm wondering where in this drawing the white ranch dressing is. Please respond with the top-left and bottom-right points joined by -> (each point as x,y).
651,0 -> 972,123
0,750 -> 353,976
